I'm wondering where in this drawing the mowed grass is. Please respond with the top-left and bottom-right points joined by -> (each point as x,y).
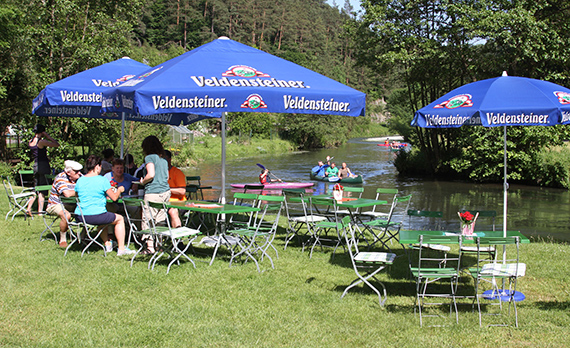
1,194 -> 569,347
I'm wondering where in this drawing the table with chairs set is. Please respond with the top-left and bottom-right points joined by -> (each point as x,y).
4,173 -> 530,327
281,186 -> 529,328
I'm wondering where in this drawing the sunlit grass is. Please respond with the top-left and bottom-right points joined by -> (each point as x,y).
0,194 -> 569,347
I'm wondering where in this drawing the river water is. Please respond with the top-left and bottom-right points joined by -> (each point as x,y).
185,138 -> 570,241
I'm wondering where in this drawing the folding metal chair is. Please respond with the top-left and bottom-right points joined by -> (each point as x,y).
361,194 -> 412,251
410,235 -> 462,327
74,197 -> 111,257
2,177 -> 36,221
185,176 -> 213,200
282,188 -> 315,250
123,198 -> 169,267
407,210 -> 450,264
469,236 -> 525,327
341,216 -> 396,306
226,195 -> 284,272
307,197 -> 345,259
147,201 -> 202,274
360,188 -> 398,221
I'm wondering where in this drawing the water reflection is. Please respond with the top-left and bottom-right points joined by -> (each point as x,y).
183,138 -> 570,241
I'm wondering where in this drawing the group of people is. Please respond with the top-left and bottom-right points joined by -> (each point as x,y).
27,124 -> 189,257
311,156 -> 357,179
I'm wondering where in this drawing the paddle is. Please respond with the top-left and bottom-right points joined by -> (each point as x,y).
256,163 -> 283,182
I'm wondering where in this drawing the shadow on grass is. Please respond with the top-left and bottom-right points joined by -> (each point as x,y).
535,300 -> 570,311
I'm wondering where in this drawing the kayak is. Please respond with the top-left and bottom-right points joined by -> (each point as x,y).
230,182 -> 314,189
309,172 -> 363,184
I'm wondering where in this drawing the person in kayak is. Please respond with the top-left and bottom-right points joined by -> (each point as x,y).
311,156 -> 331,177
338,162 -> 357,179
325,162 -> 339,177
259,168 -> 282,184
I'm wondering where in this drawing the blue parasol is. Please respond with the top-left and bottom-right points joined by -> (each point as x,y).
412,72 -> 570,239
32,57 -> 216,157
102,37 -> 366,203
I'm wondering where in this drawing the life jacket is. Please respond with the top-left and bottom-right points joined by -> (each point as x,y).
260,174 -> 270,184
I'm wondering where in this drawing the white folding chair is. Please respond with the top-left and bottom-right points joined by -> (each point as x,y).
2,177 -> 36,221
470,236 -> 525,327
341,216 -> 396,306
147,201 -> 201,274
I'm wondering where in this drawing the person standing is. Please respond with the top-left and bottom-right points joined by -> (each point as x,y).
100,148 -> 114,176
140,136 -> 170,254
164,150 -> 186,228
27,124 -> 59,216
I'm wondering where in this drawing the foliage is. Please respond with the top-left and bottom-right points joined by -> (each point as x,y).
172,135 -> 295,167
227,112 -> 274,138
354,0 -> 570,187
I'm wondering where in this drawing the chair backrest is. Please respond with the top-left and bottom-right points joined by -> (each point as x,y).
251,195 -> 285,232
342,186 -> 364,198
474,236 -> 522,277
341,215 -> 359,256
281,189 -> 305,220
122,198 -> 145,233
19,169 -> 35,188
415,235 -> 462,272
407,209 -> 443,230
388,194 -> 412,226
461,210 -> 496,231
369,188 -> 398,213
186,176 -> 202,185
243,184 -> 265,193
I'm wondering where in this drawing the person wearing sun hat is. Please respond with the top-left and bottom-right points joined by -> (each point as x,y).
46,160 -> 83,248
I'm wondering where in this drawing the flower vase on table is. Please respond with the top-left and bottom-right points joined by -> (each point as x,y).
458,211 -> 479,238
333,183 -> 344,203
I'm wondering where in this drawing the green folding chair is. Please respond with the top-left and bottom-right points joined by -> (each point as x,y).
410,234 -> 462,327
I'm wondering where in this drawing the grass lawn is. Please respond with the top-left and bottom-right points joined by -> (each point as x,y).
1,193 -> 569,347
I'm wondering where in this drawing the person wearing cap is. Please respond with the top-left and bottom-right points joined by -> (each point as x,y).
27,124 -> 59,216
164,150 -> 185,228
46,160 -> 83,248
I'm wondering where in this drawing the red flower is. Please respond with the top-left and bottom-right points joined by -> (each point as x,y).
459,211 -> 474,224
333,183 -> 344,191
110,180 -> 118,187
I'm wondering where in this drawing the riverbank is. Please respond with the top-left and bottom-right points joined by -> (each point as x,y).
171,135 -> 296,167
1,196 -> 569,346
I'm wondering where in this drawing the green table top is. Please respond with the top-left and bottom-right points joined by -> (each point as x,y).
166,200 -> 260,214
290,195 -> 387,209
35,185 -> 52,191
399,230 -> 530,245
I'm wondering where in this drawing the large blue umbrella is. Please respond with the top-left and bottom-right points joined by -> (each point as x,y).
102,37 -> 366,202
411,72 -> 570,237
32,57 -> 215,156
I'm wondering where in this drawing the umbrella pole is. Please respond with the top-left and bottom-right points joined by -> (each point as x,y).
120,112 -> 125,158
221,112 -> 226,205
503,125 -> 508,261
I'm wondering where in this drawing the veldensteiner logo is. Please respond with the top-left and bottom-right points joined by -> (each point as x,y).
58,75 -> 136,103
150,65 -> 351,113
